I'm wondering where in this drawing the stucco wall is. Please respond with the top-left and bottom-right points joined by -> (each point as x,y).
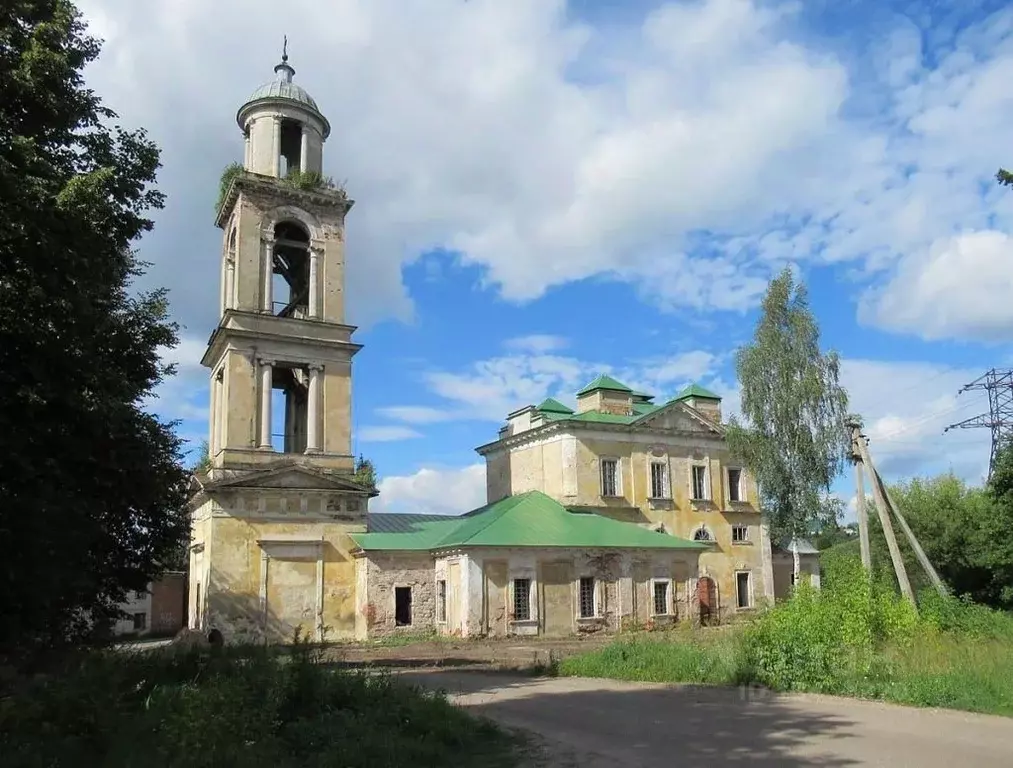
361,553 -> 436,638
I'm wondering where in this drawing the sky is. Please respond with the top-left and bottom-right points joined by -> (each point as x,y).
73,0 -> 1013,519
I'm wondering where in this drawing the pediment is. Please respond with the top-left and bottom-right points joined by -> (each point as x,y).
633,402 -> 722,435
205,464 -> 372,494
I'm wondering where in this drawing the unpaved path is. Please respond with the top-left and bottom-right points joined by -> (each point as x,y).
402,670 -> 1013,767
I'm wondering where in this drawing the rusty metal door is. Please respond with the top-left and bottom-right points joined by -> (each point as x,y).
697,576 -> 716,626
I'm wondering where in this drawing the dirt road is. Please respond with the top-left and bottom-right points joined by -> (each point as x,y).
402,670 -> 1013,767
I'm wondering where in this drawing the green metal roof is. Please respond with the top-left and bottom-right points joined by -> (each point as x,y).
672,383 -> 722,402
352,515 -> 461,551
536,397 -> 574,415
353,491 -> 706,552
576,374 -> 632,396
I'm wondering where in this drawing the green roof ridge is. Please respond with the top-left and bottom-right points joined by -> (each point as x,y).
536,397 -> 574,414
672,383 -> 721,402
576,373 -> 632,396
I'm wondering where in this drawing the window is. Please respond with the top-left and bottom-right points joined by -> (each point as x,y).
727,468 -> 743,502
394,586 -> 412,626
649,461 -> 669,499
691,464 -> 709,500
133,612 -> 147,631
732,525 -> 749,543
578,577 -> 596,618
736,572 -> 751,609
436,580 -> 447,623
600,458 -> 619,497
513,578 -> 531,621
652,580 -> 671,616
693,527 -> 713,542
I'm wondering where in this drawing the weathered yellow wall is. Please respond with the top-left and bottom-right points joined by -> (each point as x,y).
223,350 -> 255,451
205,515 -> 361,643
504,441 -> 564,497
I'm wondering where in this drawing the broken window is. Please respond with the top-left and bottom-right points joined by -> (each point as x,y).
600,458 -> 618,497
732,524 -> 749,543
736,572 -> 751,609
652,580 -> 670,616
436,580 -> 447,623
133,612 -> 147,631
691,465 -> 708,500
727,468 -> 742,502
394,586 -> 412,626
272,221 -> 310,318
513,578 -> 531,621
578,577 -> 596,619
649,461 -> 668,499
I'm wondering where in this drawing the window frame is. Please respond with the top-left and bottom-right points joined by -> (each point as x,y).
650,578 -> 672,616
133,612 -> 147,631
577,576 -> 597,619
599,457 -> 621,498
436,579 -> 447,623
735,571 -> 752,610
512,577 -> 532,622
690,462 -> 710,501
648,460 -> 670,499
726,466 -> 744,503
732,524 -> 750,544
692,526 -> 714,543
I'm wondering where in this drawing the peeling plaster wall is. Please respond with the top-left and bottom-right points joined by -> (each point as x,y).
361,553 -> 435,638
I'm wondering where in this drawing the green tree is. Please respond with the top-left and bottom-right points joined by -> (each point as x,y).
998,168 -> 1013,187
0,1 -> 189,662
192,439 -> 211,475
353,454 -> 378,491
725,267 -> 851,576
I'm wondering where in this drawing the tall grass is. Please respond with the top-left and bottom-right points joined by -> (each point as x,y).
0,641 -> 519,767
559,550 -> 1013,716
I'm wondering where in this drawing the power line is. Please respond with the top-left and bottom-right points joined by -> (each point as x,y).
944,368 -> 1013,479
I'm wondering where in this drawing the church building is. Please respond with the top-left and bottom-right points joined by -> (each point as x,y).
187,51 -> 775,644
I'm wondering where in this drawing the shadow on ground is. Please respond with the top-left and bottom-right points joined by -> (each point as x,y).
400,670 -> 858,768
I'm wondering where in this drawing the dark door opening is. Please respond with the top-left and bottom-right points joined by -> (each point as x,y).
394,586 -> 412,626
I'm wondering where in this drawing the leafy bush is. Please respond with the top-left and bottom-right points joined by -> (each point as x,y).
0,642 -> 518,767
216,162 -> 244,213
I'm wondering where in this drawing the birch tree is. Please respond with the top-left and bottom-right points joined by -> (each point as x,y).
725,267 -> 852,579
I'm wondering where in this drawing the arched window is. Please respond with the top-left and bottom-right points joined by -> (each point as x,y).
271,221 -> 310,318
693,527 -> 713,542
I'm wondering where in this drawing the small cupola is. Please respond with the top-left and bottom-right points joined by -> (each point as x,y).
575,374 -> 633,415
671,383 -> 722,422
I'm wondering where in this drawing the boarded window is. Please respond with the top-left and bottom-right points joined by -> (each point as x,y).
652,580 -> 670,615
436,580 -> 447,623
736,572 -> 751,609
395,586 -> 412,626
691,465 -> 708,500
649,461 -> 668,498
732,524 -> 749,543
513,578 -> 531,621
600,459 -> 618,497
727,468 -> 742,502
578,577 -> 596,618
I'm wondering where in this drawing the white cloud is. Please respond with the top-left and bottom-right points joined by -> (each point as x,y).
358,425 -> 423,442
371,463 -> 487,516
69,0 -> 1013,337
859,230 -> 1013,342
503,334 -> 569,354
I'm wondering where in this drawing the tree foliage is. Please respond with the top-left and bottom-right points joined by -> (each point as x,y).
725,267 -> 851,541
998,168 -> 1013,187
836,463 -> 1013,611
0,1 -> 189,660
353,455 -> 378,491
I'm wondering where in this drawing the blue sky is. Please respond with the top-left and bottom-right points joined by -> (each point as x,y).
76,0 -> 1013,516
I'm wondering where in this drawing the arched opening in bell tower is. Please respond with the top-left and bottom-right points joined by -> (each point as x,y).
279,118 -> 304,176
272,221 -> 310,318
269,364 -> 310,454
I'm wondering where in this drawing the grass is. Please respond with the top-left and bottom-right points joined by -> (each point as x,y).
0,640 -> 521,767
558,552 -> 1013,717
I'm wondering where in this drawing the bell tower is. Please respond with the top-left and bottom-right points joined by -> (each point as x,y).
202,41 -> 360,475
188,44 -> 376,645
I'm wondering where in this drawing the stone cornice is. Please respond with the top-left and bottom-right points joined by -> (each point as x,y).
215,172 -> 354,229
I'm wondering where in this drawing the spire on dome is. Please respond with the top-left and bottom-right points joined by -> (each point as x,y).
274,35 -> 295,83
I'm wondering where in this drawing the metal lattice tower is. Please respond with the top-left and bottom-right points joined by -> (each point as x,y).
944,368 -> 1013,478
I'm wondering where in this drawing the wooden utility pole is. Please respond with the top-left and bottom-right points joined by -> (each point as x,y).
851,421 -> 916,605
